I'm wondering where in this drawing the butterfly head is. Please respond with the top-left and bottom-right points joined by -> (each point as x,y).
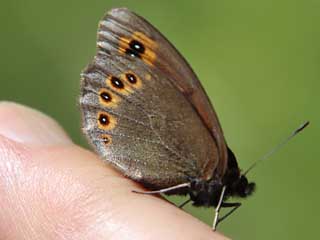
223,148 -> 256,198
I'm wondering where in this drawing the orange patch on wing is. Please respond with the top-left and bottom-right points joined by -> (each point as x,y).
118,31 -> 157,66
145,73 -> 152,81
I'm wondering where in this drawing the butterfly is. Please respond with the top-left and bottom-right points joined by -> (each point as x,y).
80,8 -> 255,229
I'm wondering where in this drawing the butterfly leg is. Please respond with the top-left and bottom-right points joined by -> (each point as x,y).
178,198 -> 192,209
212,185 -> 226,231
218,202 -> 241,223
213,202 -> 241,230
132,182 -> 190,194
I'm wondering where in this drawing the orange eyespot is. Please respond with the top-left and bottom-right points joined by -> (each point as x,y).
120,71 -> 142,89
110,76 -> 124,89
105,76 -> 131,96
100,134 -> 112,145
126,73 -> 137,84
97,111 -> 116,130
99,88 -> 119,107
118,32 -> 157,66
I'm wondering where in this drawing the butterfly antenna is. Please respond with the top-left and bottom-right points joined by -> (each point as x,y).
243,121 -> 310,176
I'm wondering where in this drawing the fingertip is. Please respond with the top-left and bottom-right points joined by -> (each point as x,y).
0,101 -> 73,146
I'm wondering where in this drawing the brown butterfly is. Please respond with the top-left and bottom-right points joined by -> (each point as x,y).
80,8 -> 256,229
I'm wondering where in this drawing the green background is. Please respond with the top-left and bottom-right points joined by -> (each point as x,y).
1,1 -> 319,239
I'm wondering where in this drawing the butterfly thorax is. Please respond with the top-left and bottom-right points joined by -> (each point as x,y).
188,147 -> 255,207
188,174 -> 255,208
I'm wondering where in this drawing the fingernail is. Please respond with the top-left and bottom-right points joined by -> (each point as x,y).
0,102 -> 73,146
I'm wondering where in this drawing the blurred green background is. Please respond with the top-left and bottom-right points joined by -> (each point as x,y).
1,0 -> 319,239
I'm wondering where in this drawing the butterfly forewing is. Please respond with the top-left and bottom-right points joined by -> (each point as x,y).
103,8 -> 228,176
80,8 -> 226,189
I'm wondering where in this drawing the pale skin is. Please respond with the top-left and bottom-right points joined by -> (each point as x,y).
0,102 -> 229,240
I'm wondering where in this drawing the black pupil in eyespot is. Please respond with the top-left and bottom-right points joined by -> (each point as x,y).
110,77 -> 124,89
99,114 -> 109,125
125,39 -> 145,58
100,91 -> 111,102
102,136 -> 110,143
129,40 -> 145,54
126,73 -> 137,84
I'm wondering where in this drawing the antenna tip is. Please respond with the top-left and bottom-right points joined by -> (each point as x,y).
295,121 -> 310,134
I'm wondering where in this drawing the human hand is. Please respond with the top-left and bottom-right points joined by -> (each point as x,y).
0,102 -> 228,240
